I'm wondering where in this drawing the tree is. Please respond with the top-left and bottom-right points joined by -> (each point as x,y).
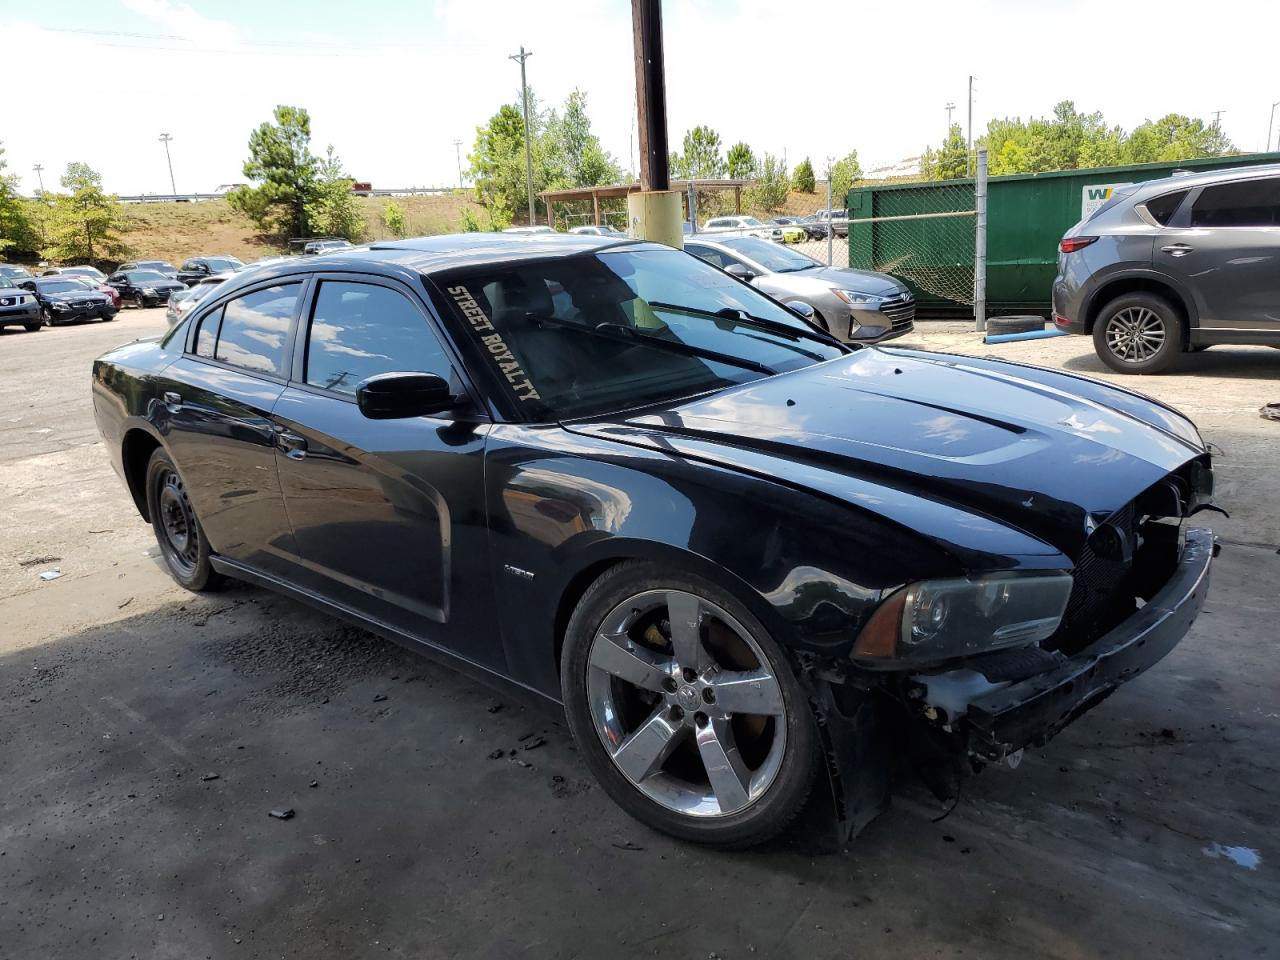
382,200 -> 406,238
671,126 -> 726,179
304,146 -> 363,241
543,89 -> 621,189
1124,114 -> 1234,164
792,157 -> 816,193
744,153 -> 789,213
919,125 -> 968,180
469,103 -> 534,221
41,162 -> 129,263
228,105 -> 319,237
0,142 -> 39,255
829,150 -> 864,203
726,142 -> 757,179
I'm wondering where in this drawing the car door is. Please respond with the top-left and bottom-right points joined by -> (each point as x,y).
1157,175 -> 1280,336
271,273 -> 501,667
159,278 -> 305,580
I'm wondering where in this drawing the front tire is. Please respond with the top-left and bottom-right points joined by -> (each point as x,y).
1093,293 -> 1183,374
561,561 -> 819,848
134,292 -> 147,309
23,322 -> 42,332
145,448 -> 222,592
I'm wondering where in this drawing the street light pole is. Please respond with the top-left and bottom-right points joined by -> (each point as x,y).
32,163 -> 45,196
453,139 -> 464,188
508,46 -> 536,225
1268,101 -> 1280,152
946,101 -> 955,137
967,76 -> 975,176
158,133 -> 176,194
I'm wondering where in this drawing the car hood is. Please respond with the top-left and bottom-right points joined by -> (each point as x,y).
45,290 -> 106,302
566,347 -> 1206,567
798,267 -> 905,296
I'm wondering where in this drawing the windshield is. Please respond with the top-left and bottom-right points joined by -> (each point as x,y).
139,261 -> 173,270
720,237 -> 821,273
37,280 -> 88,294
206,258 -> 242,271
431,247 -> 844,421
740,217 -> 762,226
128,271 -> 171,283
1,266 -> 32,279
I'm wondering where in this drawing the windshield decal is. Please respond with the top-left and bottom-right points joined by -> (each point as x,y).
445,285 -> 541,402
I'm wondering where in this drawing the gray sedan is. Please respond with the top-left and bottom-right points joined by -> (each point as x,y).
684,234 -> 914,343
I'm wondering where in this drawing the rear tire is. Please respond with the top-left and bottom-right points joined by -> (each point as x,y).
1093,293 -> 1183,374
560,561 -> 820,848
145,447 -> 223,592
23,322 -> 41,332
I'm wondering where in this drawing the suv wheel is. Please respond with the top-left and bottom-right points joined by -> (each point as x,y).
561,561 -> 820,848
1093,293 -> 1182,374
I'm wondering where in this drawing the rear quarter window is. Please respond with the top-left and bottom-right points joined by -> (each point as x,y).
1141,190 -> 1188,226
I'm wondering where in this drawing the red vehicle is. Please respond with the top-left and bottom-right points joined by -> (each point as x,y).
69,276 -> 121,308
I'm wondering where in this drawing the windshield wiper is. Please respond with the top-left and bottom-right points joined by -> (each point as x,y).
590,322 -> 778,375
648,300 -> 840,348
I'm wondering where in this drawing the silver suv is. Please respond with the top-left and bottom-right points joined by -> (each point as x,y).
1053,164 -> 1280,373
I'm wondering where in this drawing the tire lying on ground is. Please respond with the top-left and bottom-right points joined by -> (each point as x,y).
985,315 -> 1046,335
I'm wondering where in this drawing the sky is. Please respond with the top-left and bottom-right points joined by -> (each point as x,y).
3,0 -> 1278,195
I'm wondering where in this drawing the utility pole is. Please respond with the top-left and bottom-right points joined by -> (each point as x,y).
158,133 -> 176,194
508,46 -> 536,225
1211,110 -> 1225,128
453,139 -> 464,188
946,101 -> 956,136
1269,101 -> 1280,152
32,163 -> 45,196
967,76 -> 975,176
628,0 -> 681,246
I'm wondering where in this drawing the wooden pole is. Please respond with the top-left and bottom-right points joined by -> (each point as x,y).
632,0 -> 669,192
592,191 -> 601,226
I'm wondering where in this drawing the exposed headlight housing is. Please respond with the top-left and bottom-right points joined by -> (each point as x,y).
52,301 -> 71,310
851,572 -> 1074,665
834,289 -> 887,305
142,287 -> 157,296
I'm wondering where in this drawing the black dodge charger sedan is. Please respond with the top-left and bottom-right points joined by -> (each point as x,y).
23,276 -> 117,324
106,269 -> 188,307
92,234 -> 1217,847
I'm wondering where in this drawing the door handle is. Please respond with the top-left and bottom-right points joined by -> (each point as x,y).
163,391 -> 182,407
1160,243 -> 1193,257
276,429 -> 308,459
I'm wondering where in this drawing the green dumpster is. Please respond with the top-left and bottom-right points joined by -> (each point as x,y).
847,152 -> 1280,314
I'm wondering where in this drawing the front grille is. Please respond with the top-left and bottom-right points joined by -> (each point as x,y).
879,293 -> 916,331
1046,503 -> 1137,654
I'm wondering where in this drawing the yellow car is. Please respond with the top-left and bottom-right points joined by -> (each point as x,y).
770,220 -> 808,244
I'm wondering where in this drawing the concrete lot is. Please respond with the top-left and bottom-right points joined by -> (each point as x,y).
2,310 -> 1277,959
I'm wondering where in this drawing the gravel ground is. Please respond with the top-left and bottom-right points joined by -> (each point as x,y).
1,310 -> 1277,959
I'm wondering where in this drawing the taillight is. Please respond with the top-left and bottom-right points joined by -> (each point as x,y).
1059,236 -> 1098,253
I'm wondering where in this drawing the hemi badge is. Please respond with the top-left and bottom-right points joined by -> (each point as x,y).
503,564 -> 535,581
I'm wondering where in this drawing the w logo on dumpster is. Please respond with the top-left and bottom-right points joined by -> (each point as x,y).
1081,182 -> 1134,219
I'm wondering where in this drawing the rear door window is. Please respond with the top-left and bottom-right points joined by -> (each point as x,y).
1142,190 -> 1188,226
212,283 -> 300,375
1190,178 -> 1280,227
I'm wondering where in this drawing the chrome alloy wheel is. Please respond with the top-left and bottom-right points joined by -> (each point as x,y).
586,589 -> 788,818
1104,306 -> 1167,363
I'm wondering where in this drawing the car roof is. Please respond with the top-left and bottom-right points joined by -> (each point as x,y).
1132,161 -> 1280,196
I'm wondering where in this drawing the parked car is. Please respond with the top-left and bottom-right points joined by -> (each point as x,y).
685,234 -> 914,342
178,256 -> 245,286
119,260 -> 179,278
303,239 -> 354,256
809,209 -> 849,237
166,271 -> 234,327
0,281 -> 43,332
796,214 -> 831,240
107,269 -> 188,308
92,233 -> 1217,848
1054,164 -> 1280,373
502,225 -> 556,235
66,275 -> 122,309
20,276 -> 117,324
701,216 -> 783,241
767,218 -> 809,244
43,265 -> 109,283
0,264 -> 37,285
569,225 -> 626,237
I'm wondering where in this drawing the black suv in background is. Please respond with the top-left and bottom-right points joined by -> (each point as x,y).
1054,164 -> 1280,373
178,256 -> 244,286
107,269 -> 188,307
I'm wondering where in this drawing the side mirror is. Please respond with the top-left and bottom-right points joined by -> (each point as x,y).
785,300 -> 816,322
724,263 -> 756,281
356,372 -> 462,420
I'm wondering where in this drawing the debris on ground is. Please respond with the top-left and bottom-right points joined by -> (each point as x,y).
523,736 -> 547,751
117,597 -> 134,609
372,693 -> 388,703
38,568 -> 63,581
611,840 -> 644,852
308,780 -> 319,788
508,757 -> 533,768
18,555 -> 60,567
486,702 -> 503,714
518,731 -> 536,741
487,748 -> 505,760
199,773 -> 219,782
268,808 -> 295,820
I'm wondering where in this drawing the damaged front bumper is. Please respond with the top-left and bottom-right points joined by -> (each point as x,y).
964,526 -> 1215,761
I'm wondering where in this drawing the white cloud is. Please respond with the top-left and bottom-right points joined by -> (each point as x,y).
3,0 -> 1277,196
